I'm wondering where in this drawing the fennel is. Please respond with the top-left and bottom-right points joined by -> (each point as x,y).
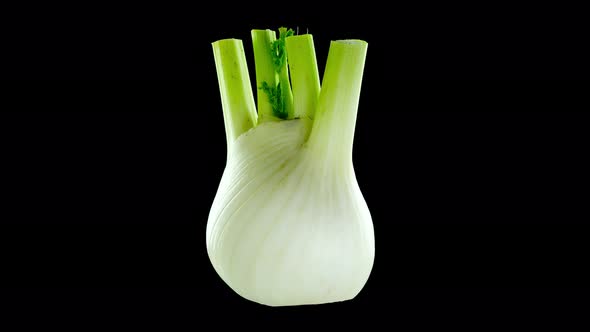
207,27 -> 374,307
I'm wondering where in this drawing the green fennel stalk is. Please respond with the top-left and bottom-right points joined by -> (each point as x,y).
211,27 -> 366,162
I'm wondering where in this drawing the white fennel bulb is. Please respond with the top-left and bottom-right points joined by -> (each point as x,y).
206,27 -> 374,307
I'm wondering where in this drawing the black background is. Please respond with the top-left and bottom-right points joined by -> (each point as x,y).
1,2 -> 589,331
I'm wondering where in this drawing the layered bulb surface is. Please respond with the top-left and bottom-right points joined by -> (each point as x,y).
206,27 -> 374,306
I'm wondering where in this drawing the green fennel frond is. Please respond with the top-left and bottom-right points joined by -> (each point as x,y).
270,27 -> 294,72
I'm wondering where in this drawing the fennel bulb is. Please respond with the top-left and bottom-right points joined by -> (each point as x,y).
206,27 -> 374,307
